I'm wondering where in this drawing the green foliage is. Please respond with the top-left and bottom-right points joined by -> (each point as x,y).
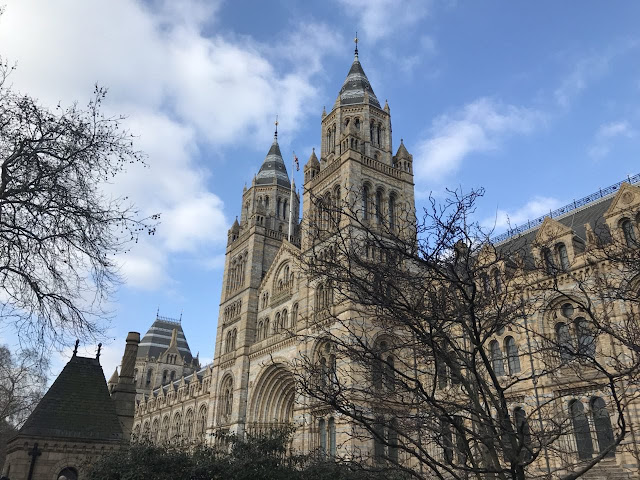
85,428 -> 395,480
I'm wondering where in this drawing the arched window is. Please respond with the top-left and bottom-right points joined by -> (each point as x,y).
185,409 -> 194,440
621,218 -> 637,247
388,195 -> 396,230
264,318 -> 270,337
542,247 -> 555,274
490,340 -> 505,376
556,322 -> 574,362
492,269 -> 502,293
161,415 -> 170,444
172,412 -> 182,443
504,336 -> 521,374
385,355 -> 396,391
276,198 -> 281,218
514,408 -> 532,460
557,243 -> 570,271
481,273 -> 491,296
282,309 -> 288,329
283,199 -> 288,220
220,376 -> 233,424
197,406 -> 207,441
388,419 -> 399,463
275,312 -> 281,333
170,371 -> 176,382
576,318 -> 595,358
370,121 -> 374,144
374,417 -> 385,462
231,328 -> 237,350
377,125 -> 382,146
257,321 -> 264,341
292,303 -> 298,327
151,418 -> 159,443
143,420 -> 150,440
57,467 -> 78,480
362,185 -> 370,220
570,400 -> 594,459
146,368 -> 153,386
328,417 -> 337,456
319,418 -> 327,452
591,397 -> 615,457
375,189 -> 383,223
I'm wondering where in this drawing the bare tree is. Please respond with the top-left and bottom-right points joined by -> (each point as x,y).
290,186 -> 640,480
0,344 -> 47,427
0,56 -> 158,346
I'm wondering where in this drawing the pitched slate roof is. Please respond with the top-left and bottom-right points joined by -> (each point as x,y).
137,315 -> 193,363
255,136 -> 291,188
339,52 -> 381,108
18,355 -> 123,442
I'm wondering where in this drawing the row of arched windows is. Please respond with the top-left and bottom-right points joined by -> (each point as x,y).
224,328 -> 237,353
312,186 -> 342,232
161,369 -> 176,385
135,405 -> 207,444
373,417 -> 399,463
315,282 -> 333,311
223,299 -> 242,324
362,183 -> 397,229
542,242 -> 570,274
226,253 -> 247,295
489,336 -> 521,376
318,417 -> 337,456
570,397 -> 615,459
256,304 -> 298,341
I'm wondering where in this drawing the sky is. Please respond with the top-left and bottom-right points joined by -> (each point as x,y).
1,0 -> 640,379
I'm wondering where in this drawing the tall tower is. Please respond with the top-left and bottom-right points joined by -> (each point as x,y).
211,127 -> 300,435
303,40 -> 415,249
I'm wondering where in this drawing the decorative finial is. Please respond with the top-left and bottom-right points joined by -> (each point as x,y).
354,32 -> 358,56
156,306 -> 159,318
72,339 -> 79,357
96,343 -> 102,360
179,309 -> 183,322
274,115 -> 279,140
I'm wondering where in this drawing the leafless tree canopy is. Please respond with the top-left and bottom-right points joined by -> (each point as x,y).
0,57 -> 158,346
0,344 -> 46,426
291,187 -> 640,480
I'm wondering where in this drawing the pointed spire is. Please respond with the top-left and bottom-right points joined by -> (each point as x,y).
305,147 -> 320,171
338,37 -> 380,108
256,120 -> 291,187
108,367 -> 119,385
72,339 -> 79,357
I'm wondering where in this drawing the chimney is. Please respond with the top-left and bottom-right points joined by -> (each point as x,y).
111,332 -> 140,439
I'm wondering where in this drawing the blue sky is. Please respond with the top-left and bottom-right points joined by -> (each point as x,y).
1,0 -> 640,377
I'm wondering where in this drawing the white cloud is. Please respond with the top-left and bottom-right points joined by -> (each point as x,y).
0,0 -> 341,289
588,120 -> 635,159
483,196 -> 564,233
336,0 -> 431,43
414,98 -> 543,182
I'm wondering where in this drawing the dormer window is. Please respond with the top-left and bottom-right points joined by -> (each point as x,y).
621,218 -> 637,247
556,243 -> 570,271
355,118 -> 360,130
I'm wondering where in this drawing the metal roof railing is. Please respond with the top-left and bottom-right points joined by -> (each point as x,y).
491,173 -> 640,244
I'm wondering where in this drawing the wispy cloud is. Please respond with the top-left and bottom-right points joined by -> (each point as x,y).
336,0 -> 431,43
588,120 -> 636,159
413,98 -> 544,182
483,196 -> 564,234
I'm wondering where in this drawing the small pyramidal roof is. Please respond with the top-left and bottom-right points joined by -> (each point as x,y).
18,353 -> 123,442
256,124 -> 291,188
339,36 -> 380,108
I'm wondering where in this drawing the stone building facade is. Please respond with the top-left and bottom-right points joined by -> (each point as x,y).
131,47 -> 640,479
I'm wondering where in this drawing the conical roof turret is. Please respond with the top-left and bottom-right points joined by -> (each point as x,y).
396,139 -> 410,159
305,148 -> 320,170
338,41 -> 380,108
256,131 -> 291,188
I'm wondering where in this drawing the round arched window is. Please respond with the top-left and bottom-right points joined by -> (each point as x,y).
58,467 -> 78,480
